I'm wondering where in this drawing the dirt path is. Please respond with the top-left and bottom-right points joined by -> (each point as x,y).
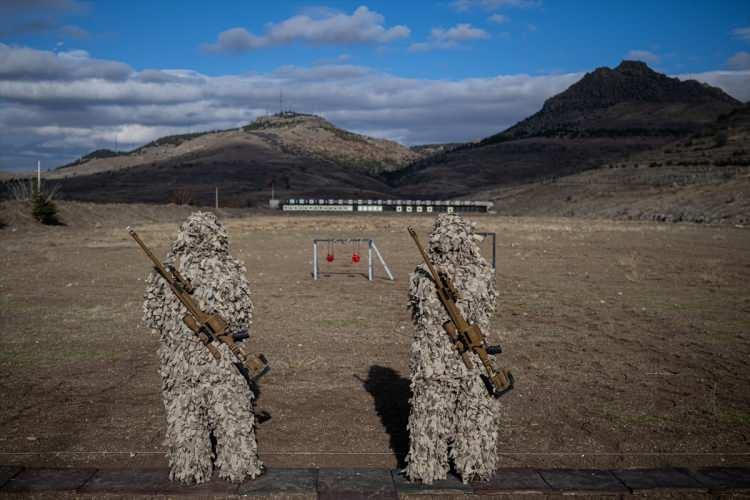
1,205 -> 749,470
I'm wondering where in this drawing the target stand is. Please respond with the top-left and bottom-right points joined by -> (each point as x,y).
313,238 -> 395,281
476,232 -> 497,272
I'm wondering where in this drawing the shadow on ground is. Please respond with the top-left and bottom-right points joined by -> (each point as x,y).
358,365 -> 412,468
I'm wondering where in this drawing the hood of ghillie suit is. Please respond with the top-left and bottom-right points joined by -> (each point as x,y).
427,213 -> 486,267
170,212 -> 229,257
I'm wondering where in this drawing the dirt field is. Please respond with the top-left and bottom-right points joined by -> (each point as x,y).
1,202 -> 749,472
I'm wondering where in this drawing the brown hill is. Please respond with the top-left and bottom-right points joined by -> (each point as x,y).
479,104 -> 750,224
50,112 -> 420,180
497,60 -> 740,140
391,61 -> 742,197
45,140 -> 394,207
5,62 -> 746,216
27,112 -> 424,206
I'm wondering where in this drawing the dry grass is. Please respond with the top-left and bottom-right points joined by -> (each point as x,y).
617,253 -> 642,282
1,203 -> 749,471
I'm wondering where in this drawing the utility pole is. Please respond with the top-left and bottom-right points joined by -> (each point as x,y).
37,160 -> 41,191
215,187 -> 219,209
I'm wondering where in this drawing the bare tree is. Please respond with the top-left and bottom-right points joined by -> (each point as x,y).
6,178 -> 35,201
6,178 -> 61,203
169,188 -> 194,205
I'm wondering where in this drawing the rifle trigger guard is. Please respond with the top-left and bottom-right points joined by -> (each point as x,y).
486,344 -> 503,355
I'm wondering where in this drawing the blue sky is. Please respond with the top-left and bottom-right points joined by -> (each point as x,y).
1,0 -> 749,169
5,0 -> 749,77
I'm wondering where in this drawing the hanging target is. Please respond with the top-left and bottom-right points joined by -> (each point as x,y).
352,240 -> 361,263
312,238 -> 395,281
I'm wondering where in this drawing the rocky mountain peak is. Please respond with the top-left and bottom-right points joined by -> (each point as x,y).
490,60 -> 741,140
614,59 -> 655,75
544,60 -> 739,112
246,111 -> 327,130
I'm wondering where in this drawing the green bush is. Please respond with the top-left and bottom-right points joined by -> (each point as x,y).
31,185 -> 60,225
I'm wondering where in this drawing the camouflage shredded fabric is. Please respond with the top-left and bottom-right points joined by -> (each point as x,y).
143,212 -> 262,484
404,213 -> 500,484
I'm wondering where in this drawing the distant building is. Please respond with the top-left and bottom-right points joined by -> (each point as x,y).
279,198 -> 493,213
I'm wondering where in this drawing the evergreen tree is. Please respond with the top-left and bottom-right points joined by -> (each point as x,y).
31,184 -> 59,225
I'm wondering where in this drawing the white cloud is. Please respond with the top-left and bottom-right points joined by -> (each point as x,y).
0,44 -> 582,168
732,26 -> 750,41
409,23 -> 490,52
2,43 -> 750,170
625,49 -> 660,64
273,64 -> 372,81
0,43 -> 132,81
202,28 -> 263,52
727,51 -> 750,71
136,69 -> 206,84
202,6 -> 409,53
452,0 -> 539,11
678,69 -> 750,102
434,24 -> 490,43
488,14 -> 508,24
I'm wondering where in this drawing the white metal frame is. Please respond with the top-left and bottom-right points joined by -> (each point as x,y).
313,238 -> 395,281
476,232 -> 497,271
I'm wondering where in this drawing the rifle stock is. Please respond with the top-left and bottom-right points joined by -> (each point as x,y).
408,226 -> 514,397
128,227 -> 270,382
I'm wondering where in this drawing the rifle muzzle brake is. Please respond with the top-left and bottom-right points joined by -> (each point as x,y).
493,371 -> 514,398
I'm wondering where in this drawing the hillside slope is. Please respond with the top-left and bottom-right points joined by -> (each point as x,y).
50,112 -> 420,180
495,61 -> 739,140
480,104 -> 750,224
49,140 -> 394,207
391,61 -> 742,197
29,112 -> 424,206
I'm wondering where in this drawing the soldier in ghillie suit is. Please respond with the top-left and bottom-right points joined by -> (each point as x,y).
143,212 -> 263,484
404,213 -> 500,484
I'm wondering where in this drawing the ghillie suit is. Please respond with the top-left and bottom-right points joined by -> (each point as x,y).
404,213 -> 500,484
143,212 -> 262,484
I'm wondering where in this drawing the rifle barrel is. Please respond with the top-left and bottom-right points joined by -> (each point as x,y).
407,227 -> 441,283
128,228 -> 170,279
128,227 -> 202,319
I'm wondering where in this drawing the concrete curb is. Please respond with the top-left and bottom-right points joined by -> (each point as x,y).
0,465 -> 748,498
